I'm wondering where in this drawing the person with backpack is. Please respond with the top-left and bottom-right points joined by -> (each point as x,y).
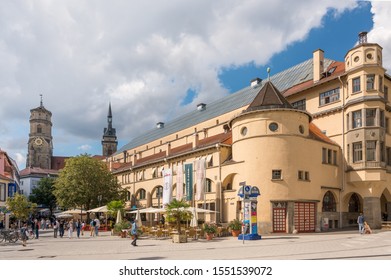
90,219 -> 96,237
131,219 -> 138,246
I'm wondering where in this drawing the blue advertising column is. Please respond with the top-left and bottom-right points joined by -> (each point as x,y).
237,186 -> 262,240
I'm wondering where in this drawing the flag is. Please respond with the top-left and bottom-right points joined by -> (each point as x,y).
162,168 -> 173,205
196,158 -> 205,201
176,164 -> 184,200
184,163 -> 193,201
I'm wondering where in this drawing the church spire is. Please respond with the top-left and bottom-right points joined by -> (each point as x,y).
102,102 -> 117,156
108,102 -> 113,130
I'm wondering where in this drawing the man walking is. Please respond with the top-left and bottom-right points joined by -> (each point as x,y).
131,219 -> 138,246
53,219 -> 59,238
357,213 -> 364,234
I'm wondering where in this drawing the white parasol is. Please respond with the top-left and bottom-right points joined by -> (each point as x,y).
135,209 -> 142,227
116,209 -> 122,224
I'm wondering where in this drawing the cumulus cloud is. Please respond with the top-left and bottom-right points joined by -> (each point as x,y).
78,145 -> 92,151
0,0 -> 367,169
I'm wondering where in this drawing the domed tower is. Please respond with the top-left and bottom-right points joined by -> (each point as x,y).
229,81 -> 320,233
26,95 -> 53,169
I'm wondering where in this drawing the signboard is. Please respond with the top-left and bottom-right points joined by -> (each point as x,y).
184,163 -> 193,201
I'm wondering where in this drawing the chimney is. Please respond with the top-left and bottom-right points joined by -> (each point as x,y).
313,49 -> 324,83
250,77 -> 262,87
197,103 -> 206,111
156,122 -> 164,129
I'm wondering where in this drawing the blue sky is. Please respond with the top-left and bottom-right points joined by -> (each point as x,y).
1,1 -> 390,170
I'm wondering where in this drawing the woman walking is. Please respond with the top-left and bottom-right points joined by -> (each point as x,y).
68,219 -> 74,239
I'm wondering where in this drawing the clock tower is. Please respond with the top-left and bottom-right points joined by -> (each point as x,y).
102,103 -> 118,156
26,95 -> 53,169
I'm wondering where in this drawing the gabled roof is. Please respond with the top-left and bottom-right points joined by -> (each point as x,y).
20,167 -> 59,177
115,58 -> 335,155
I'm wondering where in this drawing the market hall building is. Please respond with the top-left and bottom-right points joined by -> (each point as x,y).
107,32 -> 391,233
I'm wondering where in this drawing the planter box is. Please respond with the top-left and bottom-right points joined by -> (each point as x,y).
172,234 -> 187,243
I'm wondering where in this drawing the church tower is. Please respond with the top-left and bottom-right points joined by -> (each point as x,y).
26,95 -> 53,169
102,103 -> 118,156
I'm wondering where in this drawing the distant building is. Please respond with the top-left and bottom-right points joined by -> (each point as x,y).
106,32 -> 391,233
0,148 -> 20,228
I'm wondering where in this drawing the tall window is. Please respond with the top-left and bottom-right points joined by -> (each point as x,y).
387,147 -> 391,166
366,141 -> 376,161
352,77 -> 361,93
366,108 -> 376,126
348,193 -> 360,212
138,189 -> 146,200
380,110 -> 385,128
366,74 -> 375,90
385,86 -> 389,102
155,186 -> 163,198
0,183 -> 5,201
205,179 -> 212,192
319,88 -> 340,106
322,191 -> 336,212
292,99 -> 306,110
37,125 -> 42,133
379,76 -> 383,92
352,110 -> 362,128
353,142 -> 362,162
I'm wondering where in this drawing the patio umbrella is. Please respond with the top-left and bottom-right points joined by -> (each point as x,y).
190,207 -> 198,227
135,209 -> 142,227
116,210 -> 122,224
87,205 -> 108,213
55,213 -> 73,219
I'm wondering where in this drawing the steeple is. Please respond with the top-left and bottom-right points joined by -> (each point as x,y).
102,103 -> 118,156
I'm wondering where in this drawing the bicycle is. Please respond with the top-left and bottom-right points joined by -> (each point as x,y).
0,230 -> 19,243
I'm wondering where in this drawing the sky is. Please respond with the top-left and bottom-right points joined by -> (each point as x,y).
1,0 -> 391,171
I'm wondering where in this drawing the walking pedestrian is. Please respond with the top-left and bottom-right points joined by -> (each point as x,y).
59,220 -> 65,238
34,218 -> 39,239
68,219 -> 74,239
94,218 -> 100,236
131,219 -> 138,246
53,219 -> 59,238
75,219 -> 81,238
357,213 -> 364,234
81,220 -> 85,236
90,219 -> 95,237
21,223 -> 28,247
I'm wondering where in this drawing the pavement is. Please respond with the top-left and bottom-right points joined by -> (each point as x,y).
1,228 -> 391,260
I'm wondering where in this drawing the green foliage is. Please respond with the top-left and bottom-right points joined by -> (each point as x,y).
166,199 -> 192,232
29,177 -> 57,216
228,219 -> 242,230
107,200 -> 125,216
6,193 -> 37,224
203,223 -> 217,234
53,154 -> 123,218
113,220 -> 131,233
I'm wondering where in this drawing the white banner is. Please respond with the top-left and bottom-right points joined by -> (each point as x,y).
162,168 -> 173,205
196,158 -> 205,201
176,164 -> 184,201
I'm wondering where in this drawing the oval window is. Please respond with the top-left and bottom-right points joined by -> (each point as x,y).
366,53 -> 373,60
241,127 -> 248,136
299,125 -> 304,134
354,56 -> 359,63
269,122 -> 278,132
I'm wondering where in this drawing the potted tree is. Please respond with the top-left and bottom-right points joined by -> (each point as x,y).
228,219 -> 242,237
203,223 -> 217,240
166,199 -> 192,243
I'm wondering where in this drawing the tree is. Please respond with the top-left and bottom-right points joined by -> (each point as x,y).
166,199 -> 192,233
107,200 -> 125,216
54,154 -> 124,220
29,177 -> 57,217
6,193 -> 37,227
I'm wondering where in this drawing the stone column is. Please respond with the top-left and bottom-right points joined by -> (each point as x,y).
363,197 -> 382,228
287,201 -> 295,233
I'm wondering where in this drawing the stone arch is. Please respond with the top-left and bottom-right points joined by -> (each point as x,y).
222,173 -> 238,191
342,192 -> 363,226
380,188 -> 391,221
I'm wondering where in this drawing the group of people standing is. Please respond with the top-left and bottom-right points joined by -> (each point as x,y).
52,219 -> 84,239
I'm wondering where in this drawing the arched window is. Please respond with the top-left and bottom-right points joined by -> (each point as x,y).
322,191 -> 336,212
138,189 -> 146,200
348,193 -> 361,212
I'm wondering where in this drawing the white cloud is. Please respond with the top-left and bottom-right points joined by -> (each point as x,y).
78,144 -> 92,151
0,0 -> 365,169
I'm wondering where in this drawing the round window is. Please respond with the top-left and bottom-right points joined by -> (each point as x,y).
241,127 -> 248,136
366,53 -> 373,60
299,125 -> 304,134
269,122 -> 278,132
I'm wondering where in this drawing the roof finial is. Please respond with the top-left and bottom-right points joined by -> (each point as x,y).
40,94 -> 43,107
267,67 -> 271,81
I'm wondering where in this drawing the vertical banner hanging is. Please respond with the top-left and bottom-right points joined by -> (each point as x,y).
176,164 -> 184,201
184,163 -> 193,201
162,168 -> 173,205
196,158 -> 206,201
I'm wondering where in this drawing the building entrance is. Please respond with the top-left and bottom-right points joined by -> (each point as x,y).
294,202 -> 316,232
